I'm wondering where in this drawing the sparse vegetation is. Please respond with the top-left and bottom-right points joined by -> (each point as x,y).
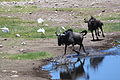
0,0 -> 32,2
0,5 -> 39,13
103,23 -> 120,32
97,12 -> 120,20
6,52 -> 52,60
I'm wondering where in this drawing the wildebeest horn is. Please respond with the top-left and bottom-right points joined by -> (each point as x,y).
84,18 -> 88,23
55,27 -> 65,36
61,26 -> 66,31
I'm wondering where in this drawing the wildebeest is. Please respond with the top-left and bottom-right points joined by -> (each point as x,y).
84,16 -> 105,40
55,28 -> 87,55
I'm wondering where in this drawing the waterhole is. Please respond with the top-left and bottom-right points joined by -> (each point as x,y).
42,45 -> 120,80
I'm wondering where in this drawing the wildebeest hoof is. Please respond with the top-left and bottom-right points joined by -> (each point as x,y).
86,52 -> 89,56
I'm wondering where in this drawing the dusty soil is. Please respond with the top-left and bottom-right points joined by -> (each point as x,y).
0,0 -> 120,80
0,32 -> 120,80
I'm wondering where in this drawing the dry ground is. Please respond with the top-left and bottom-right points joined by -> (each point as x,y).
0,0 -> 120,80
0,32 -> 120,80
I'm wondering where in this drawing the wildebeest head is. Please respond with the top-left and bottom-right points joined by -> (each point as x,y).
57,34 -> 65,46
55,28 -> 73,46
55,31 -> 65,46
84,16 -> 97,31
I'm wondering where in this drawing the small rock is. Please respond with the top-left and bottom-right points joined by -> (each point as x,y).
37,18 -> 44,24
19,49 -> 24,52
2,56 -> 7,59
37,28 -> 45,34
74,4 -> 79,7
21,42 -> 26,45
2,70 -> 7,73
0,45 -> 3,48
44,24 -> 48,27
29,12 -> 32,14
55,3 -> 58,6
98,13 -> 102,16
11,71 -> 18,74
0,27 -> 9,33
16,34 -> 21,37
11,75 -> 19,78
4,38 -> 7,41
32,63 -> 35,65
102,10 -> 105,12
55,11 -> 57,13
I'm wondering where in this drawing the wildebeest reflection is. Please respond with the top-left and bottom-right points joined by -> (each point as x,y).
90,57 -> 104,69
60,58 -> 89,80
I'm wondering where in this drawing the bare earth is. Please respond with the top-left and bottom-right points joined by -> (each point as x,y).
0,0 -> 120,80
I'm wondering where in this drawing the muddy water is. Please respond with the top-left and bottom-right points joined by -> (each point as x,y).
42,45 -> 120,80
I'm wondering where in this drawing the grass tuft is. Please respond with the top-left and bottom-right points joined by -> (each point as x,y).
7,52 -> 52,60
104,23 -> 120,32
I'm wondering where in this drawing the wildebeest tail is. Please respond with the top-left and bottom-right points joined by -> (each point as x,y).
80,30 -> 87,36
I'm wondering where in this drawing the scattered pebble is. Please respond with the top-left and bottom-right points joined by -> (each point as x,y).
37,28 -> 45,34
19,49 -> 24,52
2,70 -> 7,73
0,27 -> 9,33
16,34 -> 21,37
21,42 -> 26,45
0,45 -> 3,48
4,38 -> 7,41
11,75 -> 19,78
102,10 -> 105,12
11,71 -> 18,74
44,24 -> 49,27
37,18 -> 44,24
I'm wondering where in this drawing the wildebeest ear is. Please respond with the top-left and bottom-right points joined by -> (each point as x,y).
55,31 -> 59,36
84,18 -> 88,23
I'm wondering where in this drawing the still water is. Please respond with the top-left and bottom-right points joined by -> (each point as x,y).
42,45 -> 120,80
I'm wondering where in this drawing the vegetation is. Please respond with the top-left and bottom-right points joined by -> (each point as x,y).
0,5 -> 39,13
0,5 -> 119,38
0,16 -> 57,38
0,0 -> 32,2
103,23 -> 120,32
97,12 -> 120,20
5,52 -> 52,60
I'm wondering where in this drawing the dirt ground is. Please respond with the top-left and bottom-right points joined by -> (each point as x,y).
0,0 -> 120,80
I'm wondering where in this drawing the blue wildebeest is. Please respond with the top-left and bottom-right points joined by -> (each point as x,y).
55,28 -> 87,55
84,16 -> 105,40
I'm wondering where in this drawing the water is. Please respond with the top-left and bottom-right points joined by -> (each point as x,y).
42,45 -> 120,80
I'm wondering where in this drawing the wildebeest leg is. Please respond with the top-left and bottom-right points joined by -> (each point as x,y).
95,29 -> 99,40
100,27 -> 105,37
79,44 -> 82,51
97,29 -> 100,36
81,44 -> 86,53
91,31 -> 94,40
79,44 -> 86,52
82,44 -> 89,55
64,45 -> 67,55
72,44 -> 75,50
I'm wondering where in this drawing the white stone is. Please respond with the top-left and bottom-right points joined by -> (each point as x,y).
16,34 -> 21,37
0,45 -> 3,48
0,27 -> 9,33
21,42 -> 26,45
2,70 -> 7,72
37,18 -> 44,24
11,71 -> 18,74
11,75 -> 19,78
37,28 -> 45,34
